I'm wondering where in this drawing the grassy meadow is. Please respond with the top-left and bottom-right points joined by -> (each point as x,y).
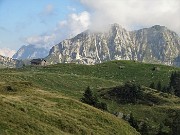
0,60 -> 179,134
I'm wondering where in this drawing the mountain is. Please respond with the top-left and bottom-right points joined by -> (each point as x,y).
0,55 -> 23,68
13,44 -> 49,60
46,24 -> 180,66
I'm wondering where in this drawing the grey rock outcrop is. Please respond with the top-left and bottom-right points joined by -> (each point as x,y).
47,24 -> 180,66
13,44 -> 49,60
0,55 -> 23,68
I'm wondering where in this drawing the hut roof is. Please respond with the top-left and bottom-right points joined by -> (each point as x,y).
30,59 -> 46,64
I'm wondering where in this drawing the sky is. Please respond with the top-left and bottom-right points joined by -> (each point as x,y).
0,0 -> 180,57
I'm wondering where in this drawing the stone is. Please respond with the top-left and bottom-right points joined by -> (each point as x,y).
46,24 -> 180,67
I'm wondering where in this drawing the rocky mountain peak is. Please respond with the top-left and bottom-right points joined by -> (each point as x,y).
151,25 -> 166,30
13,44 -> 49,60
46,24 -> 180,66
110,23 -> 123,31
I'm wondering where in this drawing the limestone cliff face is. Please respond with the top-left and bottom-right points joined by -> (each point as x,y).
47,24 -> 180,66
0,55 -> 23,68
130,25 -> 180,65
13,44 -> 49,60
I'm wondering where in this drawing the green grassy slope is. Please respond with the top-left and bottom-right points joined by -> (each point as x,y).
0,82 -> 139,135
0,60 -> 179,135
15,60 -> 180,87
98,85 -> 180,134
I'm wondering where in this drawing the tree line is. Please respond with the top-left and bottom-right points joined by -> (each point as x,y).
149,71 -> 180,97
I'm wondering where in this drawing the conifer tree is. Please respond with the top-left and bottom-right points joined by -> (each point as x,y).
81,86 -> 96,105
169,71 -> 180,97
149,82 -> 155,89
156,81 -> 162,91
81,86 -> 108,111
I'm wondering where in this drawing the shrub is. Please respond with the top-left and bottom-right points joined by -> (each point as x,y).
81,86 -> 108,111
108,81 -> 143,104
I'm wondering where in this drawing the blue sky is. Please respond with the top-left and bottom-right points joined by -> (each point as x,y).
0,0 -> 86,53
0,0 -> 179,57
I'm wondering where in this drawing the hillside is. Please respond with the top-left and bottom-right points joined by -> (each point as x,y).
97,84 -> 180,134
1,60 -> 179,98
21,60 -> 179,87
0,60 -> 179,135
0,81 -> 139,135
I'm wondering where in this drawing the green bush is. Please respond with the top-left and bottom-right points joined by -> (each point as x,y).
81,86 -> 108,111
108,81 -> 143,104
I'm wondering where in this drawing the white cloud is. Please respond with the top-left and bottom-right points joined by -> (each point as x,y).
24,11 -> 90,48
24,34 -> 56,49
20,1 -> 180,50
56,11 -> 90,38
0,48 -> 16,58
79,0 -> 180,34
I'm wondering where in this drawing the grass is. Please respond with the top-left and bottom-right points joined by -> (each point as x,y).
11,60 -> 179,87
0,60 -> 179,135
0,81 -> 139,135
97,84 -> 180,134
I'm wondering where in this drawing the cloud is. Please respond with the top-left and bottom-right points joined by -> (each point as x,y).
79,0 -> 180,34
24,11 -> 90,48
24,33 -> 56,49
0,48 -> 16,58
56,11 -> 90,38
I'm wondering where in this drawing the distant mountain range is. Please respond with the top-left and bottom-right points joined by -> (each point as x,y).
12,44 -> 49,60
11,24 -> 180,67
